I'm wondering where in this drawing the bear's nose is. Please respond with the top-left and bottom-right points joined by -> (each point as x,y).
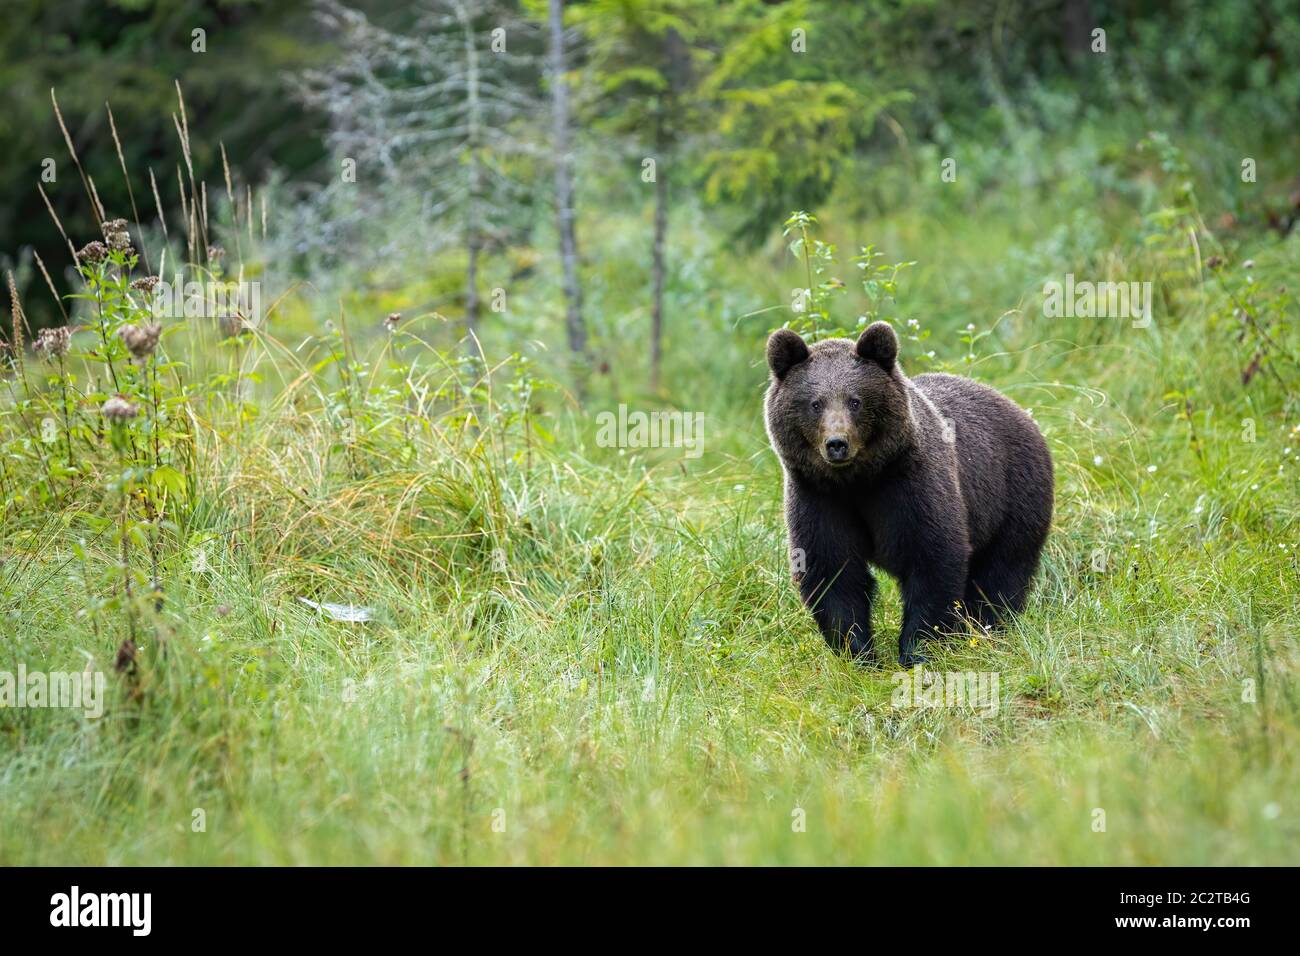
824,437 -> 849,461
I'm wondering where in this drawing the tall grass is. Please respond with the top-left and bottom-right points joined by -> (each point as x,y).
0,95 -> 1296,865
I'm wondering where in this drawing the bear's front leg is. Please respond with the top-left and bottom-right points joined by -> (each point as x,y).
786,481 -> 876,661
897,563 -> 967,667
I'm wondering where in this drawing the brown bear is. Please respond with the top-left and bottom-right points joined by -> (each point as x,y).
764,322 -> 1053,666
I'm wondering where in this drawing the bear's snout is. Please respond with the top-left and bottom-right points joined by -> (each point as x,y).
817,405 -> 859,465
824,436 -> 850,462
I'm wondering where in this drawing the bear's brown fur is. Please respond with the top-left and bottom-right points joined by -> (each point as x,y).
764,322 -> 1053,665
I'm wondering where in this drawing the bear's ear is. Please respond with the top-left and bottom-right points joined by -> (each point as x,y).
855,321 -> 898,370
767,328 -> 810,380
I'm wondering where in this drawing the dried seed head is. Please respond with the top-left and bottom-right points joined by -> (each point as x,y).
1205,255 -> 1224,270
101,394 -> 138,421
220,312 -> 250,339
114,638 -> 137,675
130,275 -> 161,293
78,240 -> 108,263
34,326 -> 72,358
207,245 -> 225,263
118,322 -> 162,359
384,312 -> 401,332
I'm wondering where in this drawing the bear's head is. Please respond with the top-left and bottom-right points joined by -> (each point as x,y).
763,321 -> 914,484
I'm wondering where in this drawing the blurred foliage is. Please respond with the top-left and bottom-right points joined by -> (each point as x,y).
0,0 -> 329,321
4,0 -> 1300,329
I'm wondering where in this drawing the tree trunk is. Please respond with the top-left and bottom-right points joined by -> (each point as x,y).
1062,0 -> 1094,62
462,1 -> 482,344
466,221 -> 480,342
549,0 -> 587,388
650,163 -> 667,392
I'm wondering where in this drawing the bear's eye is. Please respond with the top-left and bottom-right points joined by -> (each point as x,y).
811,399 -> 823,413
848,398 -> 862,413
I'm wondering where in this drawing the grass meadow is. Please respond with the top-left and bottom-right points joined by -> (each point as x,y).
1,102 -> 1297,866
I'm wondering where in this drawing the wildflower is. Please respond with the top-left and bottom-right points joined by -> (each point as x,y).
114,638 -> 137,676
106,229 -> 134,253
101,395 -> 138,422
207,245 -> 225,263
130,275 -> 160,293
219,312 -> 249,339
33,326 -> 72,359
384,312 -> 401,332
77,240 -> 107,263
1243,259 -> 1255,270
100,216 -> 133,255
118,322 -> 162,360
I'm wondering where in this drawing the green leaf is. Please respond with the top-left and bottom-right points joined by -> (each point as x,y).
152,465 -> 187,499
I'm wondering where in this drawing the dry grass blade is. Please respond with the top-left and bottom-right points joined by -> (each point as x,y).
172,82 -> 208,256
37,183 -> 79,262
176,164 -> 194,263
50,88 -> 102,228
32,251 -> 70,324
149,167 -> 169,241
106,101 -> 151,274
220,142 -> 234,204
86,174 -> 106,223
201,181 -> 210,258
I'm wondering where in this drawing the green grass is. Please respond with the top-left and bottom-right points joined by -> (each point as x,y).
1,136 -> 1297,865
